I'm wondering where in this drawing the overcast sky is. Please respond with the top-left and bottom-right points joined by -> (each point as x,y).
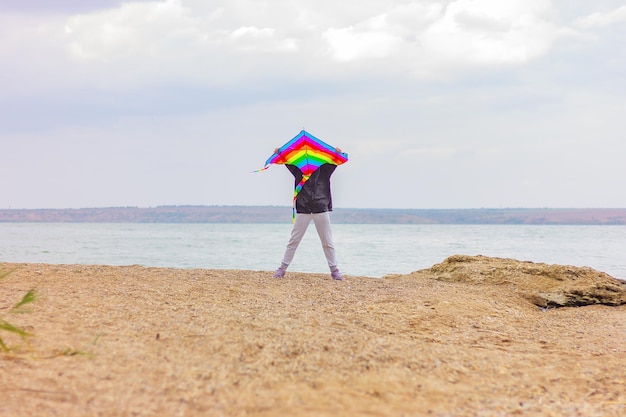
1,0 -> 625,209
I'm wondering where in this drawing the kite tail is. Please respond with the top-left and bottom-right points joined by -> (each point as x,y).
292,174 -> 309,223
291,195 -> 297,223
251,165 -> 270,173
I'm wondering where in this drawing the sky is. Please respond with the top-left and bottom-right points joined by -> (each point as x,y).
1,0 -> 625,209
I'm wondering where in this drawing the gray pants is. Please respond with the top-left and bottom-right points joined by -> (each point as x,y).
280,212 -> 338,271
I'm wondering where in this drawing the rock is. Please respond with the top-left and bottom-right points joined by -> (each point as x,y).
411,255 -> 626,308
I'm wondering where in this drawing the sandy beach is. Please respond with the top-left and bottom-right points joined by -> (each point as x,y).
2,257 -> 626,416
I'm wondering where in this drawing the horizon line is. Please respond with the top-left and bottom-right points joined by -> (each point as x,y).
2,206 -> 626,211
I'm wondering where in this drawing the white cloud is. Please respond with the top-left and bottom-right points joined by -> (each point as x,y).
64,0 -> 305,60
289,0 -> 568,77
65,0 -> 202,62
418,0 -> 563,68
55,0 -> 577,85
574,5 -> 626,29
323,25 -> 401,61
229,26 -> 297,52
61,0 -> 308,85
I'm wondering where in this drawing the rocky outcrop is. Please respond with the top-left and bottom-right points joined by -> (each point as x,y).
409,255 -> 626,308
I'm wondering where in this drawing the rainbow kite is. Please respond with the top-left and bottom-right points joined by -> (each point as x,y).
257,130 -> 348,220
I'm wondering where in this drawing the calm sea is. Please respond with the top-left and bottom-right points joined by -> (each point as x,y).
0,223 -> 624,279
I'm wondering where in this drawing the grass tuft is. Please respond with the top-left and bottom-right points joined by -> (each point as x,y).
1,268 -> 35,352
11,289 -> 37,312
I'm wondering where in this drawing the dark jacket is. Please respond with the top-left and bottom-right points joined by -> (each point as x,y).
286,164 -> 336,214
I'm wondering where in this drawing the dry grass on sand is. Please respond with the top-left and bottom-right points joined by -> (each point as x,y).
1,256 -> 626,417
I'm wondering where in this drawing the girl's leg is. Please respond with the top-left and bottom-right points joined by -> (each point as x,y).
311,212 -> 338,271
280,213 -> 312,268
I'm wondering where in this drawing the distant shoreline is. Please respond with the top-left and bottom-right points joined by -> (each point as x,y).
1,206 -> 626,225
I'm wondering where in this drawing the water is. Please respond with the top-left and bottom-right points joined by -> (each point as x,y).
0,223 -> 624,279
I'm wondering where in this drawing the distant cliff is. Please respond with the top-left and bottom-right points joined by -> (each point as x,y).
1,206 -> 625,224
